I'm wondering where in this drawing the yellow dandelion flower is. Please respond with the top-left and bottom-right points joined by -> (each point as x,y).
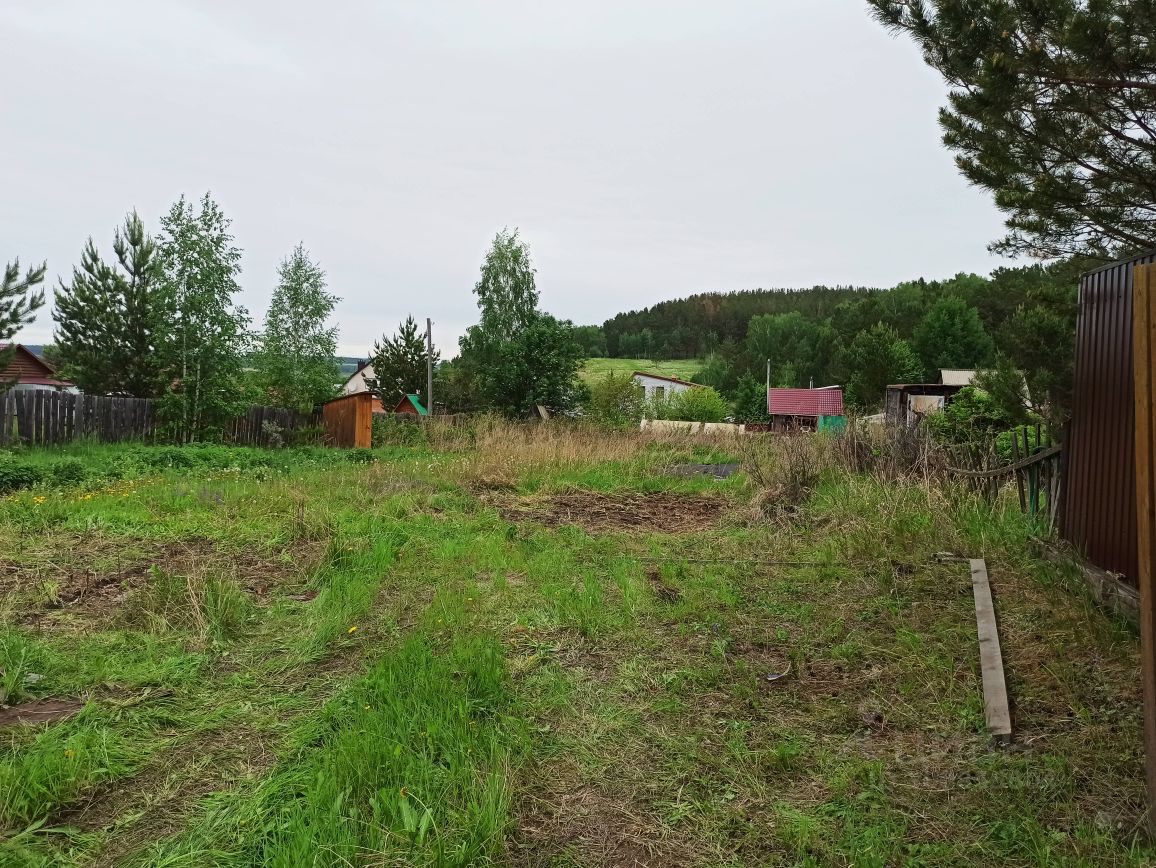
347,626 -> 358,634
64,749 -> 75,758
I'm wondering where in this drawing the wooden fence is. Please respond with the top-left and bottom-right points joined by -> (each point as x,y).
947,424 -> 1064,527
0,390 -> 317,448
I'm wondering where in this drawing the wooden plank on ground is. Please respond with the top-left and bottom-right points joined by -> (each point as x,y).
970,558 -> 1012,744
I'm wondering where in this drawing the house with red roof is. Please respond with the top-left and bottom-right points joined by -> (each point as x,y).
767,386 -> 844,432
0,344 -> 76,392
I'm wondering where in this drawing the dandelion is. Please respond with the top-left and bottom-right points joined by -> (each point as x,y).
64,749 -> 75,758
364,704 -> 371,710
347,626 -> 359,634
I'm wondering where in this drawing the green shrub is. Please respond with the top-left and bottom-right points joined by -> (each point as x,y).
347,448 -> 377,464
48,458 -> 89,487
646,386 -> 731,423
585,372 -> 645,428
372,415 -> 426,447
0,459 -> 44,494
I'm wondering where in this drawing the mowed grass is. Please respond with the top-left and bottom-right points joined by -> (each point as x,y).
0,425 -> 1151,866
580,357 -> 704,386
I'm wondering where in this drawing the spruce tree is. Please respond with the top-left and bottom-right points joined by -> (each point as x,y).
868,0 -> 1156,257
0,259 -> 46,382
366,315 -> 437,403
53,211 -> 164,397
155,193 -> 250,441
254,244 -> 341,412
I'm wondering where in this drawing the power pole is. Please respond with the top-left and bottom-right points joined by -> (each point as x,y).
426,317 -> 434,415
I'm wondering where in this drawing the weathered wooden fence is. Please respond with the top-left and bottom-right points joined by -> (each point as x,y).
0,390 -> 317,448
948,425 -> 1064,527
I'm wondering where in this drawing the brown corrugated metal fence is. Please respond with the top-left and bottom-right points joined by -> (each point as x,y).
1063,249 -> 1156,586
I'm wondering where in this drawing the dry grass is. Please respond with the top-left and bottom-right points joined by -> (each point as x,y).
449,418 -> 702,489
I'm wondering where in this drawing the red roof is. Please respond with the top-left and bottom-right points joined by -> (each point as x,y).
0,343 -> 73,388
768,387 -> 843,417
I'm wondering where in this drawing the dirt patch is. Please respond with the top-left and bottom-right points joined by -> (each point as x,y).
498,490 -> 725,534
512,786 -> 694,868
13,538 -> 326,631
0,697 -> 84,729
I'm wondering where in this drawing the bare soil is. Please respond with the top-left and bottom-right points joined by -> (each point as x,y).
0,698 -> 84,729
498,490 -> 725,534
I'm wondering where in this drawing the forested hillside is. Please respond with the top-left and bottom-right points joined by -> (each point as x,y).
584,259 -> 1088,415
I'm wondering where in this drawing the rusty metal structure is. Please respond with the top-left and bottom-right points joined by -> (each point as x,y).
1063,249 -> 1156,586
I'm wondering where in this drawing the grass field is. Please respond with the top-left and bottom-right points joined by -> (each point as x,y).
580,357 -> 704,386
0,424 -> 1150,866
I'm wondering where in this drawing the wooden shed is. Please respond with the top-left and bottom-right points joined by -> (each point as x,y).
322,392 -> 373,448
391,394 -> 428,416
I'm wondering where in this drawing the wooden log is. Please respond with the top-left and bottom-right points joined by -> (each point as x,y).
970,558 -> 1012,744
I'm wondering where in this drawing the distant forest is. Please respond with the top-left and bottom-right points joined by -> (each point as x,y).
575,259 -> 1087,413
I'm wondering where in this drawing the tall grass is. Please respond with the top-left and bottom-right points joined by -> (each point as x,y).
147,634 -> 524,867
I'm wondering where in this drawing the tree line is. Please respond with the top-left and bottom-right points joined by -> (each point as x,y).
1,210 -> 589,435
1,193 -> 341,441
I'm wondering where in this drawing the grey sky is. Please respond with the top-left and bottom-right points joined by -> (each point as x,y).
2,0 -> 1013,357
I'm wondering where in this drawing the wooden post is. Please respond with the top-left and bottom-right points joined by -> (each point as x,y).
1132,262 -> 1156,831
426,317 -> 434,416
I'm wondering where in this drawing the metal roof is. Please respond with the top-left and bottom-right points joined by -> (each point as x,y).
767,387 -> 843,417
631,371 -> 701,388
939,369 -> 977,386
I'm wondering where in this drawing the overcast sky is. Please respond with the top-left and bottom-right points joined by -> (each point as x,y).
2,0 -> 1014,357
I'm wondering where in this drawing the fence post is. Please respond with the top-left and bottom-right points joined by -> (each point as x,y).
1131,261 -> 1156,832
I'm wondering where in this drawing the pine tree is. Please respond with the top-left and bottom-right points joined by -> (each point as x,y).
0,259 -> 46,383
53,211 -> 164,397
254,244 -> 340,412
868,0 -> 1156,258
155,193 -> 250,441
840,323 -> 925,410
365,315 -> 436,404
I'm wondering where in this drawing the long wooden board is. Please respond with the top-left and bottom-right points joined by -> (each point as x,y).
970,558 -> 1012,744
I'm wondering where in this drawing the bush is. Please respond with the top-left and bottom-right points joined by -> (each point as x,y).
372,415 -> 426,447
48,458 -> 89,487
585,373 -> 645,428
0,458 -> 44,494
347,448 -> 377,464
647,386 -> 730,423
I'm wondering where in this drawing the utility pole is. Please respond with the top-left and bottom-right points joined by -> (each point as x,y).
425,317 -> 434,415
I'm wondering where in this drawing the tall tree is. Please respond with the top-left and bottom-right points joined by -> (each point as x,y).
254,244 -> 340,412
868,0 -> 1156,258
53,211 -> 165,397
911,295 -> 995,378
366,315 -> 438,404
0,259 -> 46,383
458,229 -> 584,416
839,323 -> 925,409
155,193 -> 250,441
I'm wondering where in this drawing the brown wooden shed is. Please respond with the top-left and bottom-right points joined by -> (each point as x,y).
322,392 -> 374,448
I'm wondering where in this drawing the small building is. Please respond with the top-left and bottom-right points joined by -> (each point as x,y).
340,361 -> 384,413
392,394 -> 428,416
884,384 -> 964,427
631,371 -> 699,401
767,387 -> 844,432
0,344 -> 75,392
939,369 -> 977,387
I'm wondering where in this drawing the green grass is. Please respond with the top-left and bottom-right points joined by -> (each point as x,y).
0,428 -> 1150,866
580,356 -> 704,385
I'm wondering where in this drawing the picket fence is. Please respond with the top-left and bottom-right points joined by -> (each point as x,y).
0,389 -> 317,448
